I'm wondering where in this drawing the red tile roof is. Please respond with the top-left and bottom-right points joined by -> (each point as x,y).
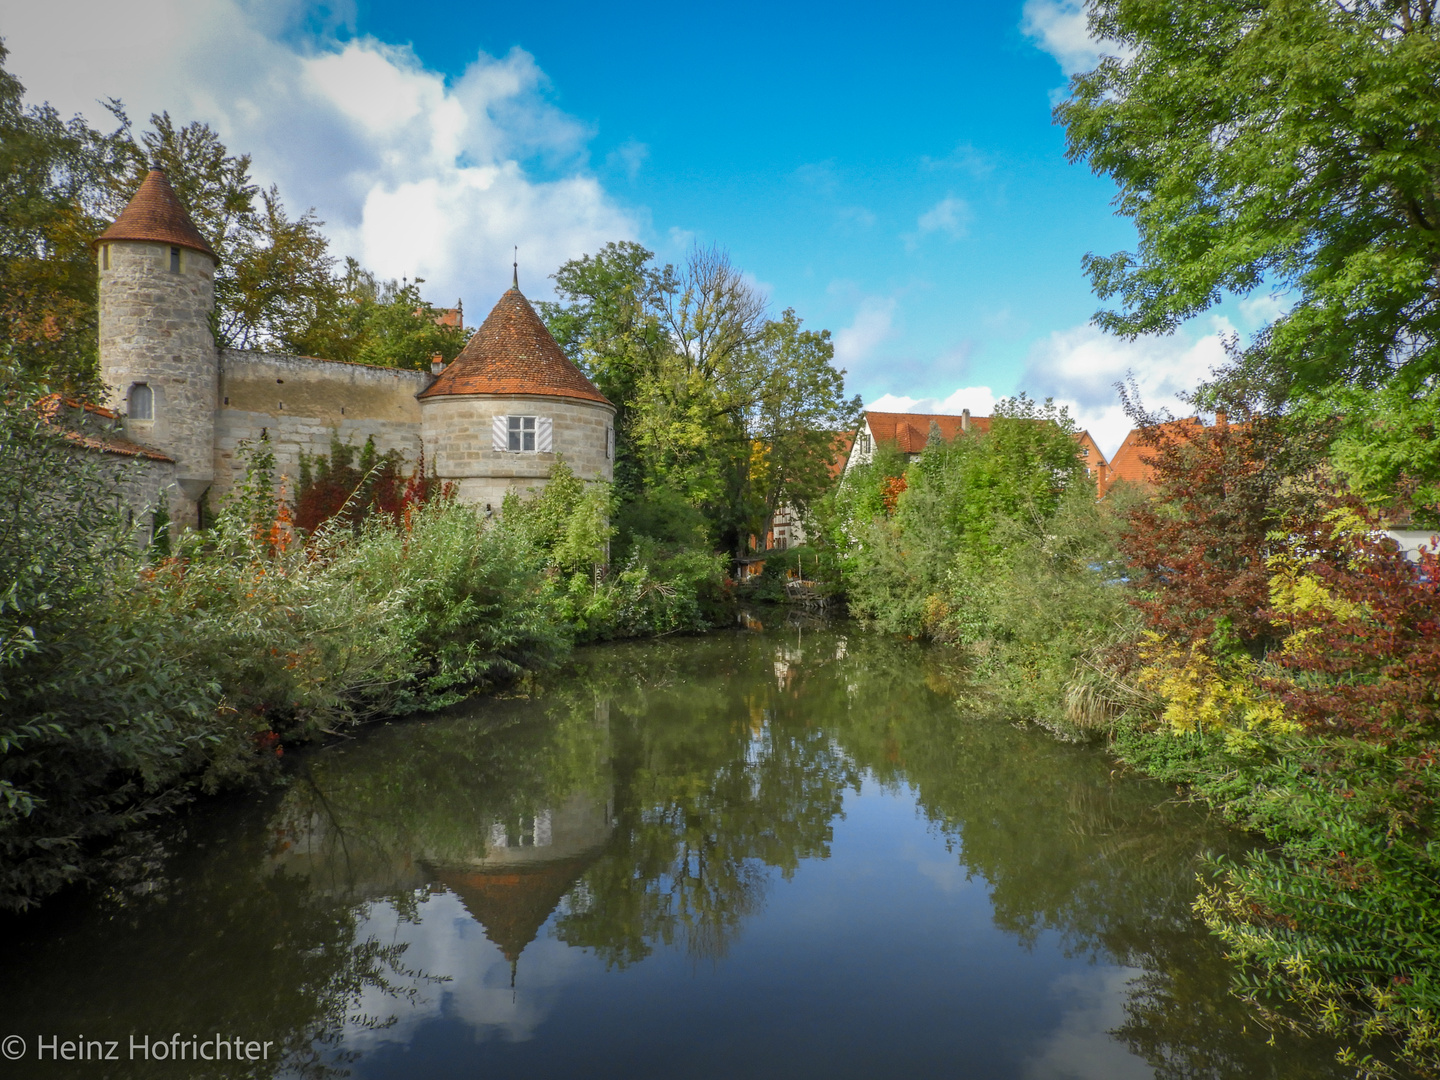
858,410 -> 1108,492
828,431 -> 856,479
419,288 -> 611,405
95,169 -> 216,259
1099,418 -> 1206,496
35,394 -> 175,462
864,411 -> 991,453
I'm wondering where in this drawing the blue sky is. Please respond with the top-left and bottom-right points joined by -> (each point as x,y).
2,0 -> 1275,452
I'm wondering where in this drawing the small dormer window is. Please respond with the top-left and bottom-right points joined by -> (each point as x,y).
129,383 -> 154,421
170,247 -> 181,273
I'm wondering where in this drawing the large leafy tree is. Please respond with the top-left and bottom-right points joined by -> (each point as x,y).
0,41 -> 128,396
116,112 -> 345,354
743,309 -> 861,542
542,244 -> 857,555
537,241 -> 675,494
1058,1 -> 1440,395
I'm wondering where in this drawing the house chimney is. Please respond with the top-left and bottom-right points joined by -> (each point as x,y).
961,408 -> 971,433
431,353 -> 445,376
1215,410 -> 1228,426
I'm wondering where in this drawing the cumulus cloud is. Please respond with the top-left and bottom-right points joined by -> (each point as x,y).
907,195 -> 971,248
1022,0 -> 1130,77
834,297 -> 898,370
1021,318 -> 1234,456
2,0 -> 638,307
1238,291 -> 1292,329
867,386 -> 998,416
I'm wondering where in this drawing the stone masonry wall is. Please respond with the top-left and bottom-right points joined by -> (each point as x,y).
99,240 -> 217,524
214,350 -> 430,500
421,394 -> 615,510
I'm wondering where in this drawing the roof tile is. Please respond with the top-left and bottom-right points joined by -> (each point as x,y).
419,288 -> 610,405
96,169 -> 216,259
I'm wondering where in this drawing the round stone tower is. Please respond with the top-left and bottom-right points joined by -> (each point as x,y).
94,168 -> 219,522
419,279 -> 615,511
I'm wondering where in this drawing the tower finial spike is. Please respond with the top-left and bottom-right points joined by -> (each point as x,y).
512,246 -> 518,290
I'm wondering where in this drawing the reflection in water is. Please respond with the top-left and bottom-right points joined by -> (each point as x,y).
0,626 -> 1352,1079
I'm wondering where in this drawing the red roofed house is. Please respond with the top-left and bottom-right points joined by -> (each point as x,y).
92,169 -> 614,529
844,410 -> 1111,495
1096,418 -> 1208,497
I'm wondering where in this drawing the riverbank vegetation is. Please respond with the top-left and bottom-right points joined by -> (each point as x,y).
0,372 -> 730,911
821,397 -> 1439,1076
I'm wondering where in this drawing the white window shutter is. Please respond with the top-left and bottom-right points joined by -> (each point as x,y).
492,414 -> 508,451
537,416 -> 553,452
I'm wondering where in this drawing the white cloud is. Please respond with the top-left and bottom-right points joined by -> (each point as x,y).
834,297 -> 898,369
606,139 -> 649,179
1021,968 -> 1153,1080
1021,318 -> 1234,456
868,387 -> 998,416
666,225 -> 697,253
837,205 -> 877,229
2,0 -> 637,309
921,143 -> 997,178
1238,291 -> 1291,328
908,195 -> 971,248
1022,0 -> 1131,77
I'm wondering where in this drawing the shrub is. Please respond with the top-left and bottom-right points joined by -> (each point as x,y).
0,375 -> 232,908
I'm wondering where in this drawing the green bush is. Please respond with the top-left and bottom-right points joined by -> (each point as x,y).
0,377 -> 234,908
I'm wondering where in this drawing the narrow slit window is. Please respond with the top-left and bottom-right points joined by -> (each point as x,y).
129,383 -> 153,421
169,246 -> 181,273
508,415 -> 536,452
101,245 -> 109,271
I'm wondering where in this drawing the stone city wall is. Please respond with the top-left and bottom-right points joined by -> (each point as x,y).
420,393 -> 615,510
214,350 -> 430,499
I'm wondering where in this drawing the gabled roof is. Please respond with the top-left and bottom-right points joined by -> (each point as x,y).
95,169 -> 216,259
1100,418 -> 1206,495
436,855 -> 596,965
419,287 -> 611,405
863,410 -> 991,454
828,431 -> 856,479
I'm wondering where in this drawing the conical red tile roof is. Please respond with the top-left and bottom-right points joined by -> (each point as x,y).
96,169 -> 217,259
419,287 -> 611,405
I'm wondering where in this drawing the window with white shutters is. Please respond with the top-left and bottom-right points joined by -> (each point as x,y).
493,415 -> 553,453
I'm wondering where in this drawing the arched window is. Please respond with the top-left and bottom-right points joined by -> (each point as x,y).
129,383 -> 154,421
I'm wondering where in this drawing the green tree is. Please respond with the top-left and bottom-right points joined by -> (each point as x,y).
628,245 -> 771,550
742,308 -> 862,543
0,42 -> 128,396
1057,0 -> 1440,395
116,111 -> 344,354
538,241 -> 675,496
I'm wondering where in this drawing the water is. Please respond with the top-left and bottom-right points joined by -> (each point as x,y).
2,623 -> 1349,1078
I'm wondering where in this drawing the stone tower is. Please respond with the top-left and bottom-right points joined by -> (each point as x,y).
419,282 -> 615,510
95,169 -> 219,523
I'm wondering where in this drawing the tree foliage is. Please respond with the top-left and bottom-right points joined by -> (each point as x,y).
0,46 -> 465,390
1060,0 -> 1440,405
0,42 -> 128,396
541,243 -> 858,557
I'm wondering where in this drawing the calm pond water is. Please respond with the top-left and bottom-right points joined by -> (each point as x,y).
3,621 -> 1351,1079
